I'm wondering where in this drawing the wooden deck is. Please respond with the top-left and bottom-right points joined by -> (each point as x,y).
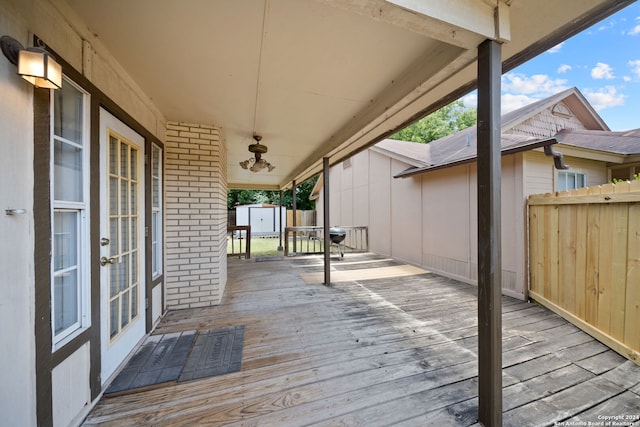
84,253 -> 640,426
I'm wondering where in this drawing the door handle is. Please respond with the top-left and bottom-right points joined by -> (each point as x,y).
100,256 -> 116,266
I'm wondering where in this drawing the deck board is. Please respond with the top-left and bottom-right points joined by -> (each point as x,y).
83,254 -> 640,426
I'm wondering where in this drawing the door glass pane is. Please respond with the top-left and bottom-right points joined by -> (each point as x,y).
109,260 -> 119,298
121,218 -> 129,252
54,270 -> 78,334
109,177 -> 118,215
120,253 -> 129,293
130,182 -> 137,215
131,250 -> 138,284
110,299 -> 118,338
54,81 -> 83,143
131,217 -> 138,249
109,136 -> 118,175
109,218 -> 118,257
54,140 -> 83,202
120,142 -> 129,178
131,285 -> 138,318
131,149 -> 138,180
152,178 -> 159,208
121,290 -> 130,329
121,180 -> 129,214
152,213 -> 158,274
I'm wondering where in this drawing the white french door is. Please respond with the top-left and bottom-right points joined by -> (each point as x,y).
99,109 -> 146,384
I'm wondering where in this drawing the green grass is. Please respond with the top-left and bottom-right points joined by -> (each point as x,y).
227,236 -> 283,257
227,235 -> 329,257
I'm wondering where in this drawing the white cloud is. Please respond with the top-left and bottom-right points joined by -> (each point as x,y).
629,59 -> 640,78
502,73 -> 569,96
546,42 -> 564,54
629,17 -> 640,35
624,76 -> 632,82
591,62 -> 615,79
583,86 -> 625,111
501,93 -> 537,113
557,64 -> 572,74
597,19 -> 616,32
461,93 -> 477,109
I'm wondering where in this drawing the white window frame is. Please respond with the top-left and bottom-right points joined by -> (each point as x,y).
51,76 -> 91,349
151,143 -> 163,278
557,170 -> 586,192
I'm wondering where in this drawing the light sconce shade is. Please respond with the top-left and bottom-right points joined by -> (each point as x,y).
18,48 -> 62,89
1,35 -> 62,89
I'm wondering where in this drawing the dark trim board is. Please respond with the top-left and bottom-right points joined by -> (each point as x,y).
34,85 -> 53,427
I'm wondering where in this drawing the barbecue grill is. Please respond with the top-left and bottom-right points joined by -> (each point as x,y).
329,227 -> 346,258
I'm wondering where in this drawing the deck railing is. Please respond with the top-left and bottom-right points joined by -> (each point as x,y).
283,226 -> 368,256
528,180 -> 640,363
227,225 -> 251,259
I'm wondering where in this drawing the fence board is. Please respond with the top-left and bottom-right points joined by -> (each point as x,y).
528,182 -> 640,365
558,205 -> 576,313
585,203 -> 600,326
610,203 -> 629,341
575,198 -> 588,319
624,201 -> 640,351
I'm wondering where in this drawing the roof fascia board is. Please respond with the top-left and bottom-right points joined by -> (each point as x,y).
228,183 -> 281,191
555,144 -> 627,164
395,137 -> 557,178
369,145 -> 429,168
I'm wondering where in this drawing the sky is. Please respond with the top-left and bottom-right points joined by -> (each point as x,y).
462,2 -> 640,131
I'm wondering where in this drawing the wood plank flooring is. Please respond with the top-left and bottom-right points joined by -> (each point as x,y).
83,253 -> 640,426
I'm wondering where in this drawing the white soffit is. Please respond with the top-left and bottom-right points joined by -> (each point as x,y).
63,0 -> 631,189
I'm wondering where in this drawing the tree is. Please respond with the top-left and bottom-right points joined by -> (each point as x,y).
227,175 -> 319,210
392,100 -> 476,144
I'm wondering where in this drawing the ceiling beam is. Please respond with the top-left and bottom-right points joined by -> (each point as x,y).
386,0 -> 511,42
315,0 -> 485,49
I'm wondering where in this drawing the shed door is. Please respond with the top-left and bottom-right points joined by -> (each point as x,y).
250,207 -> 275,233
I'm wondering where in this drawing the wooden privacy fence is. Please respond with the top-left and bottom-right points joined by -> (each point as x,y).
528,180 -> 640,364
287,210 -> 316,227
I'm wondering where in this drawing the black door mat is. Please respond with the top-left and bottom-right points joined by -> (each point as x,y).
104,326 -> 244,397
179,325 -> 244,382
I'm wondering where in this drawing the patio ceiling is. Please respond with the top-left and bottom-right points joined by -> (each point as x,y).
64,0 -> 632,190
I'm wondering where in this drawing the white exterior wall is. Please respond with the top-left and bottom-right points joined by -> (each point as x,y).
368,151 -> 392,256
0,7 -> 37,425
51,344 -> 91,427
391,160 -> 422,265
165,122 -> 228,309
523,150 -> 608,195
321,150 -> 530,299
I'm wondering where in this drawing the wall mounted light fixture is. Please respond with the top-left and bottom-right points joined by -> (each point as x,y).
1,35 -> 62,89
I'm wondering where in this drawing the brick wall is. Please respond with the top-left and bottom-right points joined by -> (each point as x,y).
164,122 -> 227,308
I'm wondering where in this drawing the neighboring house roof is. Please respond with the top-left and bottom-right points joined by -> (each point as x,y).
500,87 -> 609,132
384,87 -> 624,178
310,87 -> 638,198
555,128 -> 640,155
372,139 -> 431,167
